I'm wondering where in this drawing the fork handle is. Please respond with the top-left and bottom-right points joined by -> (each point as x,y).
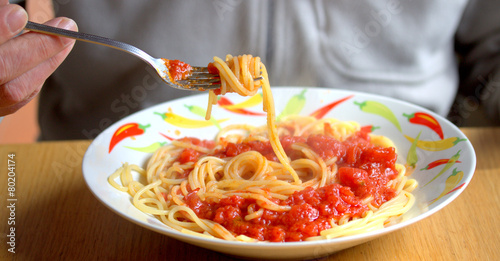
25,21 -> 156,65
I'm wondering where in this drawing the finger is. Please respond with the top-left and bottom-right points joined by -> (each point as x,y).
0,41 -> 75,115
0,82 -> 38,116
0,17 -> 77,85
0,4 -> 28,44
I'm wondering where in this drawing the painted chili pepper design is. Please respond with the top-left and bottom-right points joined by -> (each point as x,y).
309,95 -> 354,119
216,96 -> 265,116
420,159 -> 462,171
354,100 -> 402,132
406,131 -> 421,169
403,112 -> 444,139
184,104 -> 222,129
226,93 -> 263,109
425,150 -> 461,186
404,135 -> 466,151
159,132 -> 175,141
154,111 -> 228,128
125,141 -> 167,153
108,122 -> 150,153
429,168 -> 464,205
360,125 -> 380,133
277,89 -> 307,121
445,182 -> 466,195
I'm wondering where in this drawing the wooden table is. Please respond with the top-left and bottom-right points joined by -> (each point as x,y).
1,127 -> 499,260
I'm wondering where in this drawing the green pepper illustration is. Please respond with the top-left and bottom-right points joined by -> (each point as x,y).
277,89 -> 307,122
184,104 -> 221,130
125,141 -> 167,153
425,150 -> 461,186
406,131 -> 421,168
354,100 -> 402,132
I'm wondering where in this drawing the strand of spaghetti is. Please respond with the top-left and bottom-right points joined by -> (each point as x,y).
205,90 -> 216,120
108,165 -> 128,192
133,180 -> 174,215
260,67 -> 300,184
215,179 -> 303,194
180,228 -> 216,239
121,163 -> 145,188
169,185 -> 185,206
127,181 -> 144,197
166,210 -> 205,232
244,208 -> 264,221
404,178 -> 418,192
224,192 -> 291,212
222,151 -> 269,181
167,205 -> 218,236
244,187 -> 289,200
191,158 -> 224,193
213,57 -> 245,95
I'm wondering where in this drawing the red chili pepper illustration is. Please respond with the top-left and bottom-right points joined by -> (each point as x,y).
309,95 -> 353,119
446,182 -> 466,195
403,112 -> 444,139
109,122 -> 150,153
360,125 -> 380,133
217,96 -> 266,116
420,159 -> 462,171
159,132 -> 175,141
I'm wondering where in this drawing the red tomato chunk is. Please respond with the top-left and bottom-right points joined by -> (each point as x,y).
166,59 -> 192,81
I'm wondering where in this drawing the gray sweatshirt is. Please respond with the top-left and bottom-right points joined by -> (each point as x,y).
39,0 -> 500,140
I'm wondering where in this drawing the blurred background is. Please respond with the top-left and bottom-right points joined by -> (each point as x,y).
0,0 -> 498,144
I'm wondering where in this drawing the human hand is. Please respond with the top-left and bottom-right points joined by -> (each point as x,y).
0,0 -> 77,116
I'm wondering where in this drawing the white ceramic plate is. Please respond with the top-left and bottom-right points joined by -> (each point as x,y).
82,87 -> 475,260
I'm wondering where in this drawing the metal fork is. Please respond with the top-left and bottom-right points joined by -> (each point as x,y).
24,21 -> 220,90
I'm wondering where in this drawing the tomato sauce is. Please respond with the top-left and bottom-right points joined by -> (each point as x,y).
177,137 -> 214,165
163,59 -> 192,81
178,128 -> 399,241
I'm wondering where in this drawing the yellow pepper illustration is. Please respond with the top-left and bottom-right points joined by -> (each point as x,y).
404,135 -> 467,151
125,141 -> 167,153
184,104 -> 222,129
429,168 -> 464,205
154,112 -> 228,128
219,93 -> 263,110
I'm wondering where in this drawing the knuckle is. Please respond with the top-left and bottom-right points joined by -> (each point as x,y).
0,78 -> 34,108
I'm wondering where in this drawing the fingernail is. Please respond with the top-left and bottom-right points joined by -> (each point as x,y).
52,18 -> 78,46
56,17 -> 77,31
7,7 -> 28,34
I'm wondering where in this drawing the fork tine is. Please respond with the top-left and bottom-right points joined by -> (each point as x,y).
191,66 -> 210,72
177,78 -> 220,85
175,65 -> 264,91
185,73 -> 219,80
181,83 -> 221,90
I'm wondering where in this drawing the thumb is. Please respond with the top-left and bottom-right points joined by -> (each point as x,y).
0,4 -> 28,44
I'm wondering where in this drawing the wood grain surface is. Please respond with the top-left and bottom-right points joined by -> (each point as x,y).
1,127 -> 498,260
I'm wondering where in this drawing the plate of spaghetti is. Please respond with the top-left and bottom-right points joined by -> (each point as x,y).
82,55 -> 475,260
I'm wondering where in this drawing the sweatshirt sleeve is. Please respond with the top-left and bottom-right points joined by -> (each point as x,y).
455,0 -> 500,123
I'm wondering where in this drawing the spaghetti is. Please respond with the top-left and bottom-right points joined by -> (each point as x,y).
108,55 -> 417,242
